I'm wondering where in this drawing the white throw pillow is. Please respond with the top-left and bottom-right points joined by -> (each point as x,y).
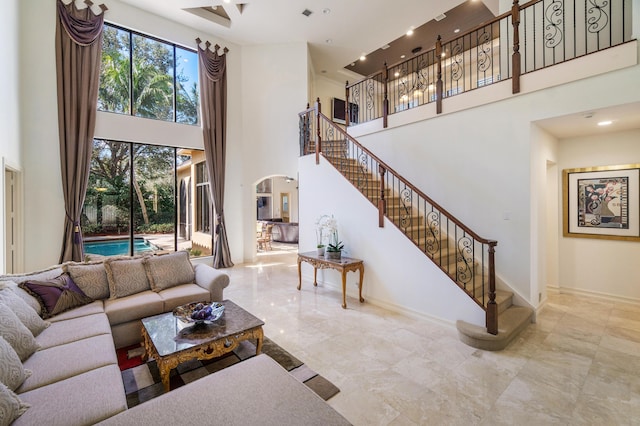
0,303 -> 39,361
0,289 -> 50,336
0,336 -> 31,391
105,257 -> 150,299
63,261 -> 110,300
0,381 -> 30,424
144,251 -> 196,292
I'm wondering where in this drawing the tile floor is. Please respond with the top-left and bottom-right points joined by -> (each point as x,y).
224,249 -> 640,425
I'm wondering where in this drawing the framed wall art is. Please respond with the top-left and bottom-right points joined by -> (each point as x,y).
563,164 -> 640,241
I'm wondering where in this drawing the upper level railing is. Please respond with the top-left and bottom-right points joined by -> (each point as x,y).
345,0 -> 634,127
299,100 -> 499,334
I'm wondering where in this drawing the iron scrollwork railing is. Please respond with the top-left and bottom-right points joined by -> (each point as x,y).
299,100 -> 499,334
344,0 -> 632,128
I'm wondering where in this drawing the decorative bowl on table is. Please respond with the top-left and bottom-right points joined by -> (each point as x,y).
173,301 -> 225,325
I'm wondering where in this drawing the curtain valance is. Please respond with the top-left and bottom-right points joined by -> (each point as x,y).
57,0 -> 107,46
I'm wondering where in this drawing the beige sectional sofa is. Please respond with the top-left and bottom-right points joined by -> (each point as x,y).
0,251 -> 350,425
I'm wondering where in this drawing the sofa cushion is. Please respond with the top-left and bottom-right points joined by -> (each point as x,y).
105,258 -> 150,299
18,334 -> 117,393
47,300 -> 104,323
0,336 -> 30,391
35,313 -> 111,350
104,291 -> 163,326
144,251 -> 195,292
19,274 -> 93,319
63,262 -> 110,300
0,382 -> 30,425
158,283 -> 211,312
0,304 -> 39,361
15,365 -> 127,426
0,266 -> 64,285
0,289 -> 49,336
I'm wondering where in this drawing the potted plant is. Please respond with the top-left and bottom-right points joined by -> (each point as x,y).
324,216 -> 343,260
315,215 -> 329,256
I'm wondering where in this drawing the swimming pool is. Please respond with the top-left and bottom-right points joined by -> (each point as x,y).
84,238 -> 158,257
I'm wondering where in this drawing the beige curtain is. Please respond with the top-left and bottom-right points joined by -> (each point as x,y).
196,39 -> 233,268
56,0 -> 107,262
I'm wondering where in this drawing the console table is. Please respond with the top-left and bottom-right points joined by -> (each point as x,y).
297,251 -> 364,309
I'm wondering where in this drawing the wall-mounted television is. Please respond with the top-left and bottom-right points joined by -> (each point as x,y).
331,98 -> 359,125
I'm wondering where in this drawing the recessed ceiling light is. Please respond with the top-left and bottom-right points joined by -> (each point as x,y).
394,71 -> 400,77
598,120 -> 613,126
322,8 -> 331,14
360,55 -> 366,61
454,28 -> 460,34
400,54 -> 406,59
406,29 -> 414,36
441,52 -> 446,57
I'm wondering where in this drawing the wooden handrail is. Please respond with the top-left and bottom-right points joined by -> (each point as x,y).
315,111 -> 497,247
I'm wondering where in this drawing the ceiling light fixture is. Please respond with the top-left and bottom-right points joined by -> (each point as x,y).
400,54 -> 406,59
394,71 -> 400,77
322,8 -> 331,14
406,28 -> 414,36
454,28 -> 460,34
597,120 -> 613,126
360,55 -> 366,61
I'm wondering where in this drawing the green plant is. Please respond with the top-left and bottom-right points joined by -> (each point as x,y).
326,230 -> 343,252
189,248 -> 202,257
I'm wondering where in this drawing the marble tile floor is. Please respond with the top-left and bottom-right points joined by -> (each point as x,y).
223,251 -> 640,425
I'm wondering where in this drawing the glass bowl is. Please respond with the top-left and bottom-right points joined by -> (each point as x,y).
173,301 -> 225,325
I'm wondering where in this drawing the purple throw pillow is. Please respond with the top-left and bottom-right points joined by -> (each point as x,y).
19,274 -> 93,319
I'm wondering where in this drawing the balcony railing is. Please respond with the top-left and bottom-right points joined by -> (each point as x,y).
345,0 -> 634,127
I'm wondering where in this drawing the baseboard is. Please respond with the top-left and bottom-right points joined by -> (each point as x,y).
302,273 -> 457,330
546,285 -> 640,306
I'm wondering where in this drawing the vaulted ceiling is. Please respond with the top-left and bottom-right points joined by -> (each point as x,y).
117,0 -> 500,82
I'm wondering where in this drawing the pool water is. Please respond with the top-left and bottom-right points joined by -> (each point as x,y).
84,238 -> 158,256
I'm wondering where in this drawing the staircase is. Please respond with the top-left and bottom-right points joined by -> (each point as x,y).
301,110 -> 533,350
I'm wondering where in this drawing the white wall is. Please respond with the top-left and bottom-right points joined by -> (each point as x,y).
313,76 -> 346,119
0,0 -> 21,274
557,129 -> 640,302
270,176 -> 299,223
341,42 -> 640,307
240,43 -> 308,261
299,155 -> 485,326
17,0 -> 245,269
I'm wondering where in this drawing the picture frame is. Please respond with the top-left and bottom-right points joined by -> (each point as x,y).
563,164 -> 640,241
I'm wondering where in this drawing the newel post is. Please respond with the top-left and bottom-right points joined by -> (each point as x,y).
315,97 -> 322,165
383,63 -> 389,128
345,81 -> 350,128
378,165 -> 386,227
435,35 -> 444,114
486,242 -> 498,335
511,0 -> 521,94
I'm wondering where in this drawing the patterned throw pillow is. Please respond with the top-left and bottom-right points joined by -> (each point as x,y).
0,289 -> 50,336
0,336 -> 31,391
63,262 -> 110,300
18,274 -> 93,319
0,303 -> 39,361
143,251 -> 196,292
0,382 -> 30,424
105,257 -> 150,299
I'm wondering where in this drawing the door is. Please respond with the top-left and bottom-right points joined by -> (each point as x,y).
280,193 -> 290,223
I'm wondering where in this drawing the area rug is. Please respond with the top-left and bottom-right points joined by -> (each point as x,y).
118,337 -> 339,408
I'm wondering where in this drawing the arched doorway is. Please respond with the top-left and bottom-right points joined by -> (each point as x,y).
255,175 -> 298,256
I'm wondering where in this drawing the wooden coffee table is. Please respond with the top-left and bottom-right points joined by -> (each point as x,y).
141,300 -> 264,392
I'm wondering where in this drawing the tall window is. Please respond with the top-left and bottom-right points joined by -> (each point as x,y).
98,23 -> 200,125
82,139 -> 206,257
195,162 -> 212,234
